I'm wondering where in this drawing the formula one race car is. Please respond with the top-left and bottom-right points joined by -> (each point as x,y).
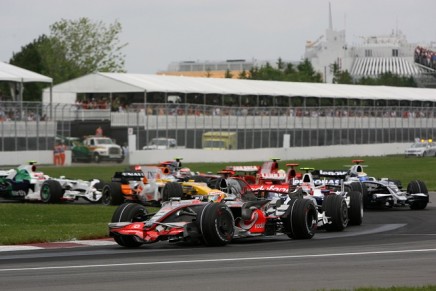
334,160 -> 429,210
362,179 -> 429,210
101,166 -> 231,206
101,169 -> 161,206
301,168 -> 363,230
108,191 -> 318,248
0,162 -> 104,203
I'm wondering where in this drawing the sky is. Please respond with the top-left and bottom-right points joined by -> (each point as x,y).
1,0 -> 435,74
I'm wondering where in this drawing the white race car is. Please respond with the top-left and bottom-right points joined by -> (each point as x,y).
0,162 -> 104,203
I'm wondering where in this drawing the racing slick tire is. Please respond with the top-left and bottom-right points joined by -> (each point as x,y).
323,195 -> 348,231
407,180 -> 428,195
111,203 -> 148,247
346,181 -> 369,209
407,180 -> 429,210
283,198 -> 317,239
347,191 -> 363,226
198,203 -> 234,246
162,182 -> 184,202
40,180 -> 63,203
102,182 -> 125,205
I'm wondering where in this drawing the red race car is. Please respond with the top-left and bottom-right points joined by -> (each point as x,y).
108,190 -> 317,248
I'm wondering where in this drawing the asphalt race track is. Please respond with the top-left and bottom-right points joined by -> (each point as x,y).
0,194 -> 435,291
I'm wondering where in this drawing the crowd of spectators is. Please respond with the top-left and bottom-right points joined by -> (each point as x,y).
75,96 -> 130,112
415,46 -> 436,70
0,105 -> 47,122
123,103 -> 434,119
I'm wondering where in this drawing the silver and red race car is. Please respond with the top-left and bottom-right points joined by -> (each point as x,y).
108,191 -> 318,248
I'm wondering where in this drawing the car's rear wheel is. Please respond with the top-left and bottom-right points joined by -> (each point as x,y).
407,180 -> 429,210
347,181 -> 369,209
40,180 -> 63,203
162,182 -> 183,201
198,203 -> 234,246
102,182 -> 124,205
407,180 -> 428,195
323,195 -> 348,231
111,203 -> 148,247
283,198 -> 317,239
347,191 -> 363,225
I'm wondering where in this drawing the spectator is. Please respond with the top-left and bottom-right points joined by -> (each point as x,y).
96,126 -> 103,136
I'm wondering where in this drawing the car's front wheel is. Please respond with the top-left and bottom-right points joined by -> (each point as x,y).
102,182 -> 124,205
323,195 -> 348,231
111,203 -> 148,247
40,180 -> 63,203
283,198 -> 317,239
347,191 -> 363,225
198,203 -> 234,246
162,182 -> 184,201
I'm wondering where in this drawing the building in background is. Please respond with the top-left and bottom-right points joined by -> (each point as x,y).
161,4 -> 436,87
159,58 -> 286,78
305,3 -> 436,86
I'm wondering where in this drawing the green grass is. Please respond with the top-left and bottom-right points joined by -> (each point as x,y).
1,154 -> 435,245
39,155 -> 436,190
0,204 -> 117,245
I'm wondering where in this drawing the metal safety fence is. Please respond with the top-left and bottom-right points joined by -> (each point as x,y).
1,101 -> 435,151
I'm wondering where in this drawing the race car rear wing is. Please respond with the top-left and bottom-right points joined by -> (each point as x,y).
310,170 -> 349,180
111,171 -> 144,183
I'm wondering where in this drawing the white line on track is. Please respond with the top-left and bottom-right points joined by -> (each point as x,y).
1,248 -> 436,272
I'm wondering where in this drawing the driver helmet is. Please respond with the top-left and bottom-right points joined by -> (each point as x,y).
178,167 -> 191,178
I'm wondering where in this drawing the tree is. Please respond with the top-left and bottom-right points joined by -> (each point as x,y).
6,35 -> 52,101
47,17 -> 127,82
295,59 -> 323,82
5,17 -> 127,101
331,62 -> 354,84
356,72 -> 417,87
238,69 -> 248,79
224,69 -> 233,78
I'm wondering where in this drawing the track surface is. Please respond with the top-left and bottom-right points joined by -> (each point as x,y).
1,194 -> 435,291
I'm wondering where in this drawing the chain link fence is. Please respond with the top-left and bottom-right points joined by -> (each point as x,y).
1,101 -> 435,151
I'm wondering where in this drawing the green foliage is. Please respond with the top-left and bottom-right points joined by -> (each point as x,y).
245,58 -> 323,82
332,60 -> 417,87
358,72 -> 417,87
224,69 -> 233,78
38,155 -> 436,191
238,69 -> 248,79
49,18 -> 127,76
6,17 -> 127,101
6,35 -> 52,101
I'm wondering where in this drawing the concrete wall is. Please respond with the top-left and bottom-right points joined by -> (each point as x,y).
128,143 -> 409,164
0,151 -> 72,166
0,143 -> 410,166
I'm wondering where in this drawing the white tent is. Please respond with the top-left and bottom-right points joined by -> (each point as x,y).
0,61 -> 53,106
0,61 -> 52,83
43,72 -> 436,104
